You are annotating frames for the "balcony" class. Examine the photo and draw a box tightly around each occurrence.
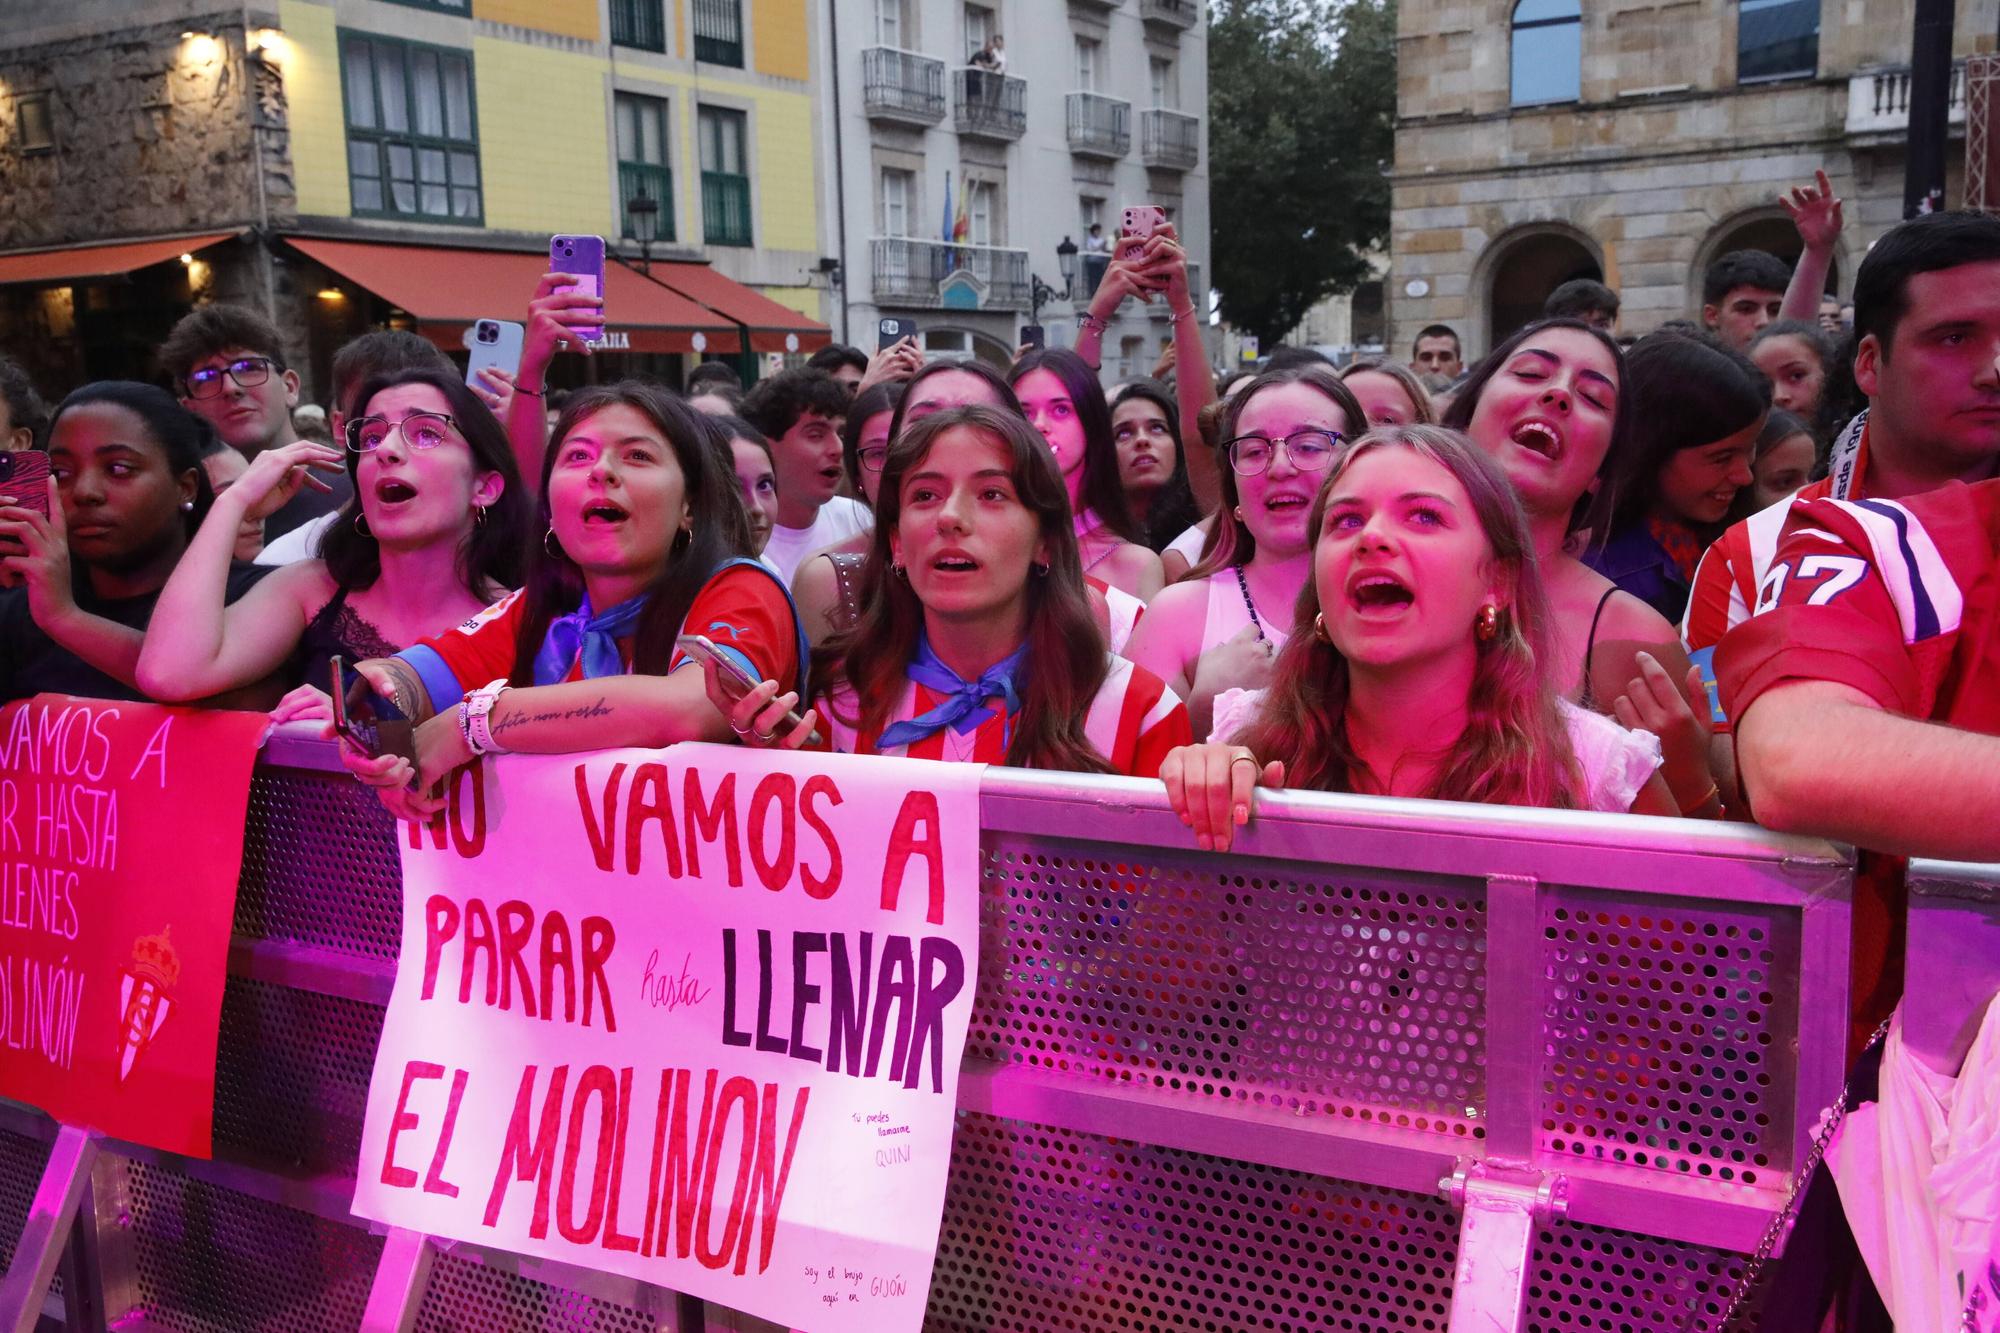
[701,171,752,246]
[1140,108,1199,170]
[1847,61,1965,140]
[1139,0,1199,29]
[870,237,1032,310]
[1066,92,1131,158]
[863,47,946,126]
[953,68,1027,140]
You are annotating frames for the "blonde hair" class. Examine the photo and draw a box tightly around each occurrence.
[1338,359,1437,425]
[1231,424,1586,809]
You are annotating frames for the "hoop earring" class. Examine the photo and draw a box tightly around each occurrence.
[1031,561,1050,578]
[1475,604,1500,641]
[543,526,563,559]
[672,525,692,554]
[1312,612,1330,643]
[473,504,487,528]
[891,562,908,580]
[353,512,372,537]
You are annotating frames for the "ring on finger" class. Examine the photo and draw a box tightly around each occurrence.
[752,727,779,744]
[729,719,753,737]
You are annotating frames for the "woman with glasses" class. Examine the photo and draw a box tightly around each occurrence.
[137,368,532,716]
[1125,366,1366,738]
[715,406,1189,775]
[1162,426,1674,853]
[337,382,804,822]
[791,381,904,645]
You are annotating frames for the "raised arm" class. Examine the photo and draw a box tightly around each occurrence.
[1145,225,1221,512]
[137,442,344,700]
[506,273,604,494]
[0,480,146,688]
[1779,169,1842,325]
[1736,680,2000,860]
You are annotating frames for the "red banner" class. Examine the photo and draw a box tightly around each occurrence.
[0,696,265,1157]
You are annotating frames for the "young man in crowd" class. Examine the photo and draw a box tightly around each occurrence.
[1408,324,1462,380]
[0,356,46,453]
[1685,211,2000,653]
[805,344,869,394]
[254,330,453,565]
[158,305,350,541]
[740,367,870,582]
[1542,278,1619,331]
[1701,249,1792,349]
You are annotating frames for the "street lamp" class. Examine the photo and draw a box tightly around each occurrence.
[1030,273,1058,328]
[626,186,660,274]
[1056,236,1079,299]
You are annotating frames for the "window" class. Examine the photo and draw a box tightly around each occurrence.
[609,0,667,51]
[694,0,744,67]
[1079,196,1104,233]
[1074,36,1100,92]
[340,33,482,222]
[615,92,675,242]
[1738,0,1819,82]
[881,168,913,236]
[967,180,995,246]
[1509,0,1580,106]
[15,92,53,153]
[875,0,903,47]
[1149,56,1178,109]
[964,4,995,62]
[698,106,752,246]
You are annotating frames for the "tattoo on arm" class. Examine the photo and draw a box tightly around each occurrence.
[367,657,433,725]
[491,694,614,736]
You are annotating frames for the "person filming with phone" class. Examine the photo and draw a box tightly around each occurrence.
[335,383,805,822]
[0,383,277,704]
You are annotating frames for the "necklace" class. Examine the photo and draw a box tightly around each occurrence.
[1234,565,1267,642]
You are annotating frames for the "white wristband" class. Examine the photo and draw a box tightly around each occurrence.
[461,679,511,756]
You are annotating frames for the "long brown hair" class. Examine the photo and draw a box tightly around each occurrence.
[818,405,1116,774]
[1186,364,1367,582]
[1230,425,1587,809]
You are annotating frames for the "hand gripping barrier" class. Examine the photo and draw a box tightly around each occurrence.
[0,733,1857,1333]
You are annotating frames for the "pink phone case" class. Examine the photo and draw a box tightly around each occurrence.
[0,451,52,519]
[1117,205,1168,271]
[550,235,606,343]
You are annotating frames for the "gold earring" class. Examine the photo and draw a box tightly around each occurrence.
[1312,612,1330,642]
[1475,604,1500,641]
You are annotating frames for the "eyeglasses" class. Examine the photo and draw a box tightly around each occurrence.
[346,412,461,453]
[183,356,279,399]
[1224,429,1343,476]
[857,445,889,473]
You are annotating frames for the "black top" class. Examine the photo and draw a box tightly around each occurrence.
[297,583,403,692]
[0,561,274,704]
[264,466,353,541]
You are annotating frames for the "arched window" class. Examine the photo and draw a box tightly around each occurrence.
[1738,0,1819,83]
[1510,0,1581,107]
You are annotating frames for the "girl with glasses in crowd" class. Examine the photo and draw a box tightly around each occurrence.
[716,405,1189,775]
[1010,348,1165,600]
[0,383,277,704]
[1125,366,1366,739]
[791,381,904,645]
[1441,318,1722,818]
[1163,425,1674,851]
[137,368,531,718]
[338,382,804,821]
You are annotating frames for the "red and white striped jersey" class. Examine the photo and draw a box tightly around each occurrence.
[820,653,1189,777]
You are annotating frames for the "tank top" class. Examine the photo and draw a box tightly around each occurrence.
[1199,567,1292,657]
[298,585,402,689]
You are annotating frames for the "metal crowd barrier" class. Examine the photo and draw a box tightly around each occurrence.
[0,729,1864,1333]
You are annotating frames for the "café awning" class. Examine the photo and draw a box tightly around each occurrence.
[284,236,745,355]
[0,232,240,286]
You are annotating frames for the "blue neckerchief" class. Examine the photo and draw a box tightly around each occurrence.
[876,632,1027,751]
[532,593,647,685]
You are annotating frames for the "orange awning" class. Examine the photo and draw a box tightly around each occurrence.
[285,236,742,355]
[645,260,832,354]
[0,232,239,285]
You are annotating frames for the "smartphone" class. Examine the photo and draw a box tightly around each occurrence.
[1117,204,1168,266]
[878,316,918,353]
[550,235,607,344]
[677,634,822,747]
[329,656,418,765]
[464,319,525,387]
[0,450,52,519]
[1019,324,1046,350]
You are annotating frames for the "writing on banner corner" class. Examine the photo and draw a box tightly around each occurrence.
[352,743,986,1333]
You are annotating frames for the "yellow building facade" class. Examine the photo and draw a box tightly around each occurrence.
[273,0,825,321]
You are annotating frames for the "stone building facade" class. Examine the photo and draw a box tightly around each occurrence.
[1389,0,2000,362]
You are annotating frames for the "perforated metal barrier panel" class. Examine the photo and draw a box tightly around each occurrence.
[0,744,1859,1333]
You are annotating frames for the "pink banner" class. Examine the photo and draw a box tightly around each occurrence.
[351,744,983,1333]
